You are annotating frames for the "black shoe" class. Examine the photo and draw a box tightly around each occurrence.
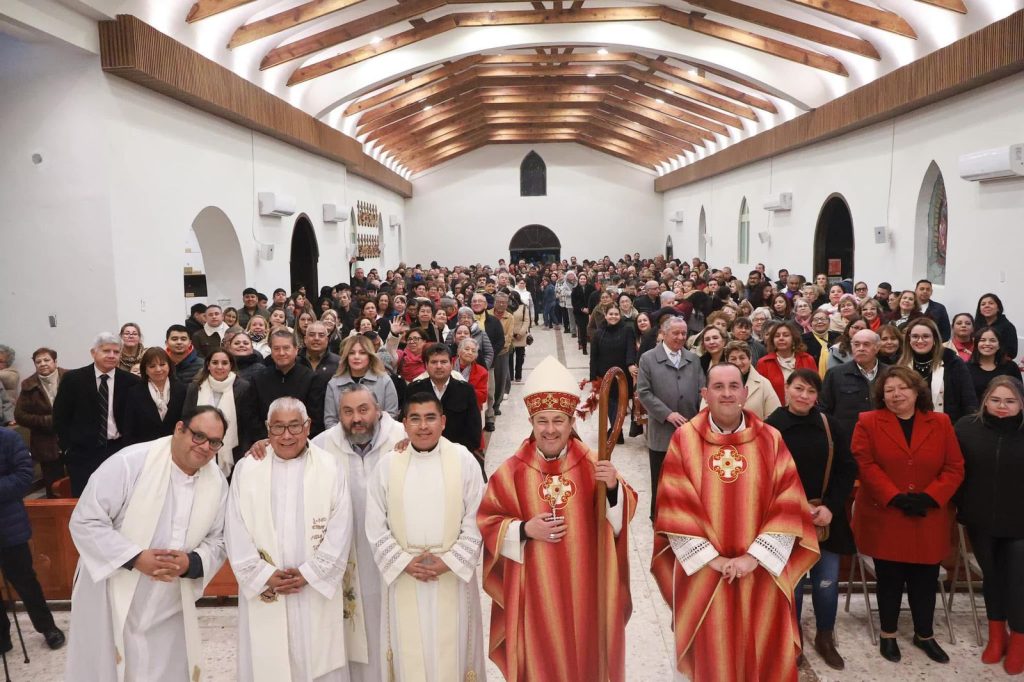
[0,638,11,655]
[485,423,495,432]
[879,637,901,662]
[629,423,643,438]
[494,409,501,416]
[44,627,65,650]
[581,348,587,355]
[912,635,949,663]
[616,433,624,445]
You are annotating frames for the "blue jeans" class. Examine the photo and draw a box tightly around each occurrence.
[795,549,840,630]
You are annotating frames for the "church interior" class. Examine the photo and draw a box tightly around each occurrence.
[1,0,1024,679]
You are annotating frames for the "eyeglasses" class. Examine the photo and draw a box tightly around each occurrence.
[185,426,224,450]
[987,397,1020,408]
[268,420,310,436]
[909,334,933,342]
[855,286,868,292]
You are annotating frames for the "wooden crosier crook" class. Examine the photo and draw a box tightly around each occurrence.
[595,366,629,682]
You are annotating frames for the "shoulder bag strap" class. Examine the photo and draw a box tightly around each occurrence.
[819,412,835,500]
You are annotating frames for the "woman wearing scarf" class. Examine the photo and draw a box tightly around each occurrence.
[117,322,146,375]
[944,313,976,362]
[14,347,67,496]
[121,347,186,446]
[184,349,257,478]
[245,315,271,358]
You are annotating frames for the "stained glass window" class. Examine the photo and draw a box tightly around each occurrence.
[927,172,948,284]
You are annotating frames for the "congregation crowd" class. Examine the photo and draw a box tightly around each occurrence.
[0,251,1022,681]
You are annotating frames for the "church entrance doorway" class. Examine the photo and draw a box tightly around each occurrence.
[813,194,854,284]
[509,224,560,264]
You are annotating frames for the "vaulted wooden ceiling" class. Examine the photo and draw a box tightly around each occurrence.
[180,0,983,175]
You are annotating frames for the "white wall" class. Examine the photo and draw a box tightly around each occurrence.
[663,71,1024,345]
[0,35,406,376]
[405,143,663,266]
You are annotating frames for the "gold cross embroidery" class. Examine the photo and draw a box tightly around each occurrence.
[708,446,747,482]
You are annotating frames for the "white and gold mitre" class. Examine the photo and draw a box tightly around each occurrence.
[523,355,580,417]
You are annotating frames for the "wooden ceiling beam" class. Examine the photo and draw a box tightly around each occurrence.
[589,110,699,150]
[624,81,740,130]
[781,0,916,38]
[407,141,486,172]
[621,64,757,119]
[229,0,371,47]
[575,133,660,167]
[631,54,777,113]
[478,52,636,64]
[672,58,781,98]
[186,0,255,22]
[371,105,487,148]
[355,71,477,125]
[359,97,477,138]
[914,0,967,13]
[582,119,688,156]
[344,56,484,115]
[600,96,715,145]
[283,6,852,83]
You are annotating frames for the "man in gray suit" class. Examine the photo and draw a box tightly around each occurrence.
[636,316,706,519]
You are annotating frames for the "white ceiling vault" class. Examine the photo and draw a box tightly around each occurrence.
[109,0,1023,176]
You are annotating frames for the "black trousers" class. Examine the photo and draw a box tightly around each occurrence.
[648,449,667,520]
[967,528,1024,632]
[67,439,123,497]
[0,543,56,641]
[512,347,526,380]
[40,461,66,498]
[873,558,940,637]
[573,313,589,349]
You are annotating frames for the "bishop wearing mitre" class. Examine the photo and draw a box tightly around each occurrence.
[478,355,637,681]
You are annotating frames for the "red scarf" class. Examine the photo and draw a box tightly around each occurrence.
[165,343,194,365]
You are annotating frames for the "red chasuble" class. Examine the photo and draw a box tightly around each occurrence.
[478,437,637,682]
[651,410,819,682]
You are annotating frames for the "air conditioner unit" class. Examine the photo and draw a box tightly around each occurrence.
[323,203,349,223]
[959,144,1024,182]
[258,192,296,217]
[763,192,792,212]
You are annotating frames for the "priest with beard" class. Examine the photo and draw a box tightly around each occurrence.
[312,383,406,681]
[66,406,229,682]
[478,355,638,681]
[651,362,820,681]
[365,392,486,681]
[226,397,354,682]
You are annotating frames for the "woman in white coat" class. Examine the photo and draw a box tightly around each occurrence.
[701,340,782,418]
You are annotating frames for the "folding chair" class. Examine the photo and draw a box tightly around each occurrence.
[844,553,955,645]
[946,524,984,645]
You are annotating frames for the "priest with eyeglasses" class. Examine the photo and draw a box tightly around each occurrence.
[226,397,355,682]
[66,406,230,682]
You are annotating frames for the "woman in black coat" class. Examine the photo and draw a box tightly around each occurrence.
[976,293,1019,361]
[571,273,596,354]
[955,376,1024,673]
[184,349,259,477]
[122,347,186,446]
[967,326,1023,402]
[901,317,978,423]
[765,368,856,671]
[227,332,267,382]
[588,306,637,442]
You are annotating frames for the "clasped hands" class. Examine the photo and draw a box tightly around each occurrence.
[888,492,939,517]
[403,553,452,582]
[265,568,308,597]
[133,549,190,582]
[708,554,758,584]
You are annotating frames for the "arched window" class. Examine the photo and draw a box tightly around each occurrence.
[914,161,948,284]
[520,151,546,196]
[737,198,750,263]
[698,206,707,260]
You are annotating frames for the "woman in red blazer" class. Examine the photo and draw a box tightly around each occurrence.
[755,321,817,404]
[851,365,965,665]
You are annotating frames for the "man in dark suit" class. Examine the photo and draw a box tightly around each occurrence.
[471,293,505,432]
[53,332,141,496]
[251,329,326,439]
[916,279,951,341]
[407,343,484,478]
[820,329,889,448]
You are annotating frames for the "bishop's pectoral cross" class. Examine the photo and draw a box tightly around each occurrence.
[539,474,576,521]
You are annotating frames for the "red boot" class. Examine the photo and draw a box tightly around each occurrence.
[1005,631,1024,675]
[983,621,1009,664]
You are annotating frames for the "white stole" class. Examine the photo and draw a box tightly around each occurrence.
[387,439,463,682]
[318,429,371,666]
[237,445,346,682]
[108,436,223,682]
[196,374,238,477]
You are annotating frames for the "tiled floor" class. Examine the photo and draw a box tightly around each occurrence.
[4,327,1009,680]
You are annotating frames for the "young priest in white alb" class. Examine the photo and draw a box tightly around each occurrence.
[365,392,486,682]
[226,397,354,682]
[67,406,229,682]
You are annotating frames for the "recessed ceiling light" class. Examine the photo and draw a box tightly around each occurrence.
[370,35,382,44]
[597,48,608,55]
[424,104,433,110]
[587,73,596,78]
[655,98,664,104]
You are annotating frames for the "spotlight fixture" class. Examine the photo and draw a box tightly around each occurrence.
[655,98,664,104]
[597,47,608,55]
[370,35,382,44]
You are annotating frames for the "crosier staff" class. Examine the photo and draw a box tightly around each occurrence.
[595,366,628,682]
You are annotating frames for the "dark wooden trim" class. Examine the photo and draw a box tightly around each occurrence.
[99,15,412,197]
[655,10,1024,192]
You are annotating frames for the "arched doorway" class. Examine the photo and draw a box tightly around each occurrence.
[698,207,707,261]
[813,194,855,283]
[290,215,319,296]
[665,235,674,260]
[509,224,560,264]
[187,206,246,312]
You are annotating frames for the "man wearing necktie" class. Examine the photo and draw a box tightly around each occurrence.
[53,333,140,496]
[636,317,706,519]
